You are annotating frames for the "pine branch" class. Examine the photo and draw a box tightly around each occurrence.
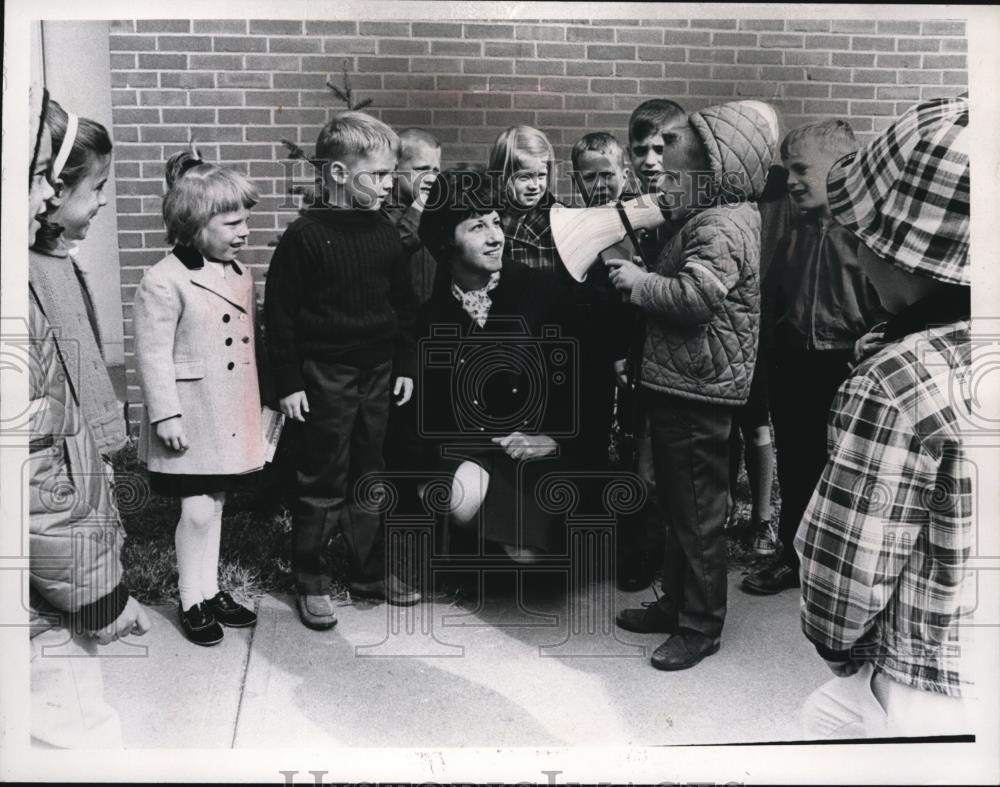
[281,139,309,160]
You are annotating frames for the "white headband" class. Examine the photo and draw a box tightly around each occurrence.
[51,112,79,180]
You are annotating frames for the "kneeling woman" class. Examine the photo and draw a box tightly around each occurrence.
[412,170,583,561]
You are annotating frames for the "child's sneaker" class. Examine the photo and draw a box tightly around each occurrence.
[752,516,779,557]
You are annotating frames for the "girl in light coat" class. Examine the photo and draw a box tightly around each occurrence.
[134,149,263,646]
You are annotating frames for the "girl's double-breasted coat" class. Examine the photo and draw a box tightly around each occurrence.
[134,245,265,476]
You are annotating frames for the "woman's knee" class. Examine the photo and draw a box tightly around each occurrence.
[450,462,489,525]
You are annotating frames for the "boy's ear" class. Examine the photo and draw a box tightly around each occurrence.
[327,160,349,184]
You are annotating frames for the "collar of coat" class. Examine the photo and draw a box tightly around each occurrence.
[173,243,244,275]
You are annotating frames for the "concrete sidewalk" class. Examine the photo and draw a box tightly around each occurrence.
[103,571,828,748]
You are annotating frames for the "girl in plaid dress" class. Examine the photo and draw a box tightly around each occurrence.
[488,125,564,271]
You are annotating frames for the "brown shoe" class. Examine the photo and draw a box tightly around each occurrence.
[348,574,421,606]
[296,592,338,630]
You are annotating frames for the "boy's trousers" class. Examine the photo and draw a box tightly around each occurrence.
[769,349,853,571]
[289,358,392,593]
[644,389,734,639]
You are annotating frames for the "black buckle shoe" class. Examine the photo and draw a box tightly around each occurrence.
[205,591,257,628]
[740,560,800,595]
[179,601,224,646]
[651,629,720,671]
[615,600,678,634]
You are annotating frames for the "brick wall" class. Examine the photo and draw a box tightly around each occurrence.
[107,17,967,425]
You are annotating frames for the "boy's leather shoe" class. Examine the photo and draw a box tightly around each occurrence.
[348,574,421,606]
[179,601,224,647]
[615,600,678,634]
[296,592,338,630]
[650,629,720,671]
[205,591,257,628]
[740,560,800,595]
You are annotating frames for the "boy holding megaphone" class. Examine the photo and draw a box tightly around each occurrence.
[599,101,779,671]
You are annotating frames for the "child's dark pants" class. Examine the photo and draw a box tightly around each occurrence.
[644,389,734,639]
[290,358,393,594]
[769,348,853,571]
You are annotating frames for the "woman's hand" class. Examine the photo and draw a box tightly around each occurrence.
[605,256,646,296]
[492,432,558,461]
[155,415,188,452]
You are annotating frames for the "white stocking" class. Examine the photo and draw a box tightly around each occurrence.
[175,494,219,610]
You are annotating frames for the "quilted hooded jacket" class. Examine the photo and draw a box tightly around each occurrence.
[629,100,778,405]
[27,285,128,637]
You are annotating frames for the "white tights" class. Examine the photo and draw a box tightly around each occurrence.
[175,492,225,610]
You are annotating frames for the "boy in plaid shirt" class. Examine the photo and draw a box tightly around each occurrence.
[796,96,973,738]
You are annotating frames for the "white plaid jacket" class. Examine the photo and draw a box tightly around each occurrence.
[795,307,974,697]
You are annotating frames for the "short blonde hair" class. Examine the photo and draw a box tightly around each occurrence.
[162,157,259,246]
[781,119,857,160]
[571,132,627,171]
[488,125,555,190]
[315,111,400,163]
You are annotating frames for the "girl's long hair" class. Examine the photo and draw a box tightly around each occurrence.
[487,125,555,200]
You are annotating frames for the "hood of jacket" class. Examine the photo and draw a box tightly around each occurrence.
[688,100,779,205]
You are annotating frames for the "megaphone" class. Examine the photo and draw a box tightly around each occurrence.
[551,197,666,282]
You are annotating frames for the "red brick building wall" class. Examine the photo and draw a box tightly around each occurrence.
[106,17,967,426]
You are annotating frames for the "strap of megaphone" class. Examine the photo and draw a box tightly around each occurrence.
[614,201,652,270]
[614,201,648,397]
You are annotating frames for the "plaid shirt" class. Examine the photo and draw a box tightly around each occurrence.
[501,192,563,271]
[795,297,973,697]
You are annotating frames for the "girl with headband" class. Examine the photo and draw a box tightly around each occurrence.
[31,100,126,456]
[27,88,150,749]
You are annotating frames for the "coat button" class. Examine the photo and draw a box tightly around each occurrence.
[242,336,250,344]
[225,338,233,346]
[239,314,247,322]
[227,362,235,370]
[222,314,231,323]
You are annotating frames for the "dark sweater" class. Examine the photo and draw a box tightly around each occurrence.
[264,206,418,397]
